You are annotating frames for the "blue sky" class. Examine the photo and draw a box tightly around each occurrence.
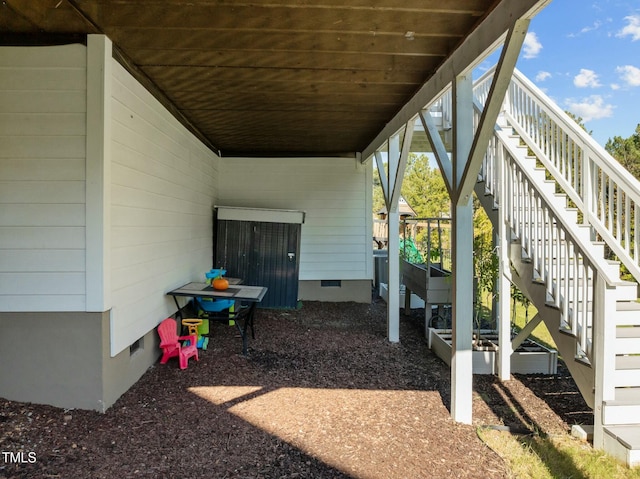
[481,0,640,147]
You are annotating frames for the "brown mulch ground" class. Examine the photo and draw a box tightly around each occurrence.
[0,297,592,479]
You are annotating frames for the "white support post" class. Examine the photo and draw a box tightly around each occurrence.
[86,34,112,312]
[497,232,513,380]
[451,199,474,423]
[384,122,414,343]
[385,132,402,343]
[387,209,401,343]
[592,275,617,449]
[497,144,512,381]
[450,74,474,424]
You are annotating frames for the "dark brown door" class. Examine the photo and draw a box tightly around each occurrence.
[215,219,301,308]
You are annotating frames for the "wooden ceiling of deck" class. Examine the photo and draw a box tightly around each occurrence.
[2,0,499,157]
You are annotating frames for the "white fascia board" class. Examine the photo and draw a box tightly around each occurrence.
[216,206,305,224]
[360,0,551,163]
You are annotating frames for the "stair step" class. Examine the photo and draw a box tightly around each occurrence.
[603,402,640,426]
[573,224,595,241]
[563,207,579,223]
[614,357,640,387]
[535,180,557,196]
[617,327,640,339]
[614,281,639,301]
[605,425,640,449]
[603,425,640,467]
[616,327,640,354]
[617,355,640,370]
[614,387,640,404]
[548,239,605,258]
[616,301,640,326]
[551,190,567,204]
[604,259,623,278]
[603,388,640,424]
[550,280,635,303]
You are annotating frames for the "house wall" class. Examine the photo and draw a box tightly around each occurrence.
[0,39,373,412]
[0,43,98,409]
[109,57,220,356]
[218,157,372,302]
[0,312,104,410]
[0,44,88,311]
[0,39,220,410]
[0,309,160,412]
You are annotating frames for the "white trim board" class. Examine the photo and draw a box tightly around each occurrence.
[216,206,306,224]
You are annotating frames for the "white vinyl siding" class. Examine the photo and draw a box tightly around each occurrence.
[109,60,219,355]
[1,42,370,354]
[219,158,372,281]
[0,45,87,311]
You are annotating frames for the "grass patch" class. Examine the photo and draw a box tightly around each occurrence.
[475,293,555,350]
[478,427,640,478]
[479,295,640,477]
[510,302,557,351]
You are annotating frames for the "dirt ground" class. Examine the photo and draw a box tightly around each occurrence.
[0,297,592,479]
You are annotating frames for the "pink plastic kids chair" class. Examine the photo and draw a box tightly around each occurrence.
[157,318,199,369]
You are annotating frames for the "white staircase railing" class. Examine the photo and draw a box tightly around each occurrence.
[467,66,640,365]
[503,69,640,283]
[471,66,640,449]
[489,125,619,362]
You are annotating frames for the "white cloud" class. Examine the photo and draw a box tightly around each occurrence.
[616,65,640,87]
[522,32,542,59]
[611,83,621,90]
[568,18,612,38]
[565,95,614,122]
[574,69,601,88]
[581,20,603,34]
[617,15,640,41]
[535,71,552,82]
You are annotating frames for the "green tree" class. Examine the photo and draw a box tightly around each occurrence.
[565,111,592,135]
[605,124,640,180]
[604,124,640,281]
[401,153,449,218]
[372,163,386,214]
[473,199,496,297]
[372,153,449,218]
[372,152,501,316]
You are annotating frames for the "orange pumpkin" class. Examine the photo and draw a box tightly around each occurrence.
[212,277,229,290]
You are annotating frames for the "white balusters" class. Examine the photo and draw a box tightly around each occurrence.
[502,68,640,282]
[447,67,623,367]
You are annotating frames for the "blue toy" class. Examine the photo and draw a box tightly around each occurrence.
[205,268,226,282]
